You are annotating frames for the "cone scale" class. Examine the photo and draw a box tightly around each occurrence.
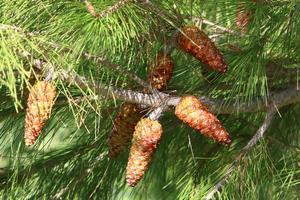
[177,25,227,73]
[108,103,144,158]
[126,118,163,187]
[175,96,231,145]
[24,81,57,146]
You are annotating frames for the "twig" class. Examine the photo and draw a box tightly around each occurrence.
[192,17,235,34]
[204,107,276,200]
[52,151,108,200]
[83,0,132,18]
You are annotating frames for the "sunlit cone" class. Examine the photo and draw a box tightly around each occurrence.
[175,96,231,145]
[177,25,227,73]
[108,103,144,158]
[24,81,57,146]
[148,53,174,90]
[126,118,163,187]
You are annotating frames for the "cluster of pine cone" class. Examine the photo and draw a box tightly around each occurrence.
[108,25,231,187]
[23,23,232,187]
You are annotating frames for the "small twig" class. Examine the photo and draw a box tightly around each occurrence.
[204,107,276,200]
[52,151,108,200]
[192,17,235,34]
[83,0,132,18]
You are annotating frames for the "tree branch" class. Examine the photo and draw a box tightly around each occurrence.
[0,23,157,93]
[14,48,300,116]
[2,23,300,115]
[204,107,276,200]
[167,84,300,114]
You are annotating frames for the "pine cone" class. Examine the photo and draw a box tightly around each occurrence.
[175,96,231,145]
[148,53,174,90]
[126,118,163,187]
[24,81,57,146]
[177,25,227,73]
[236,4,252,34]
[108,103,144,158]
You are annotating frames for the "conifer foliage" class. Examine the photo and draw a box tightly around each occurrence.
[0,0,299,199]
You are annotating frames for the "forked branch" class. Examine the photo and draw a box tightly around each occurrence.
[204,107,276,200]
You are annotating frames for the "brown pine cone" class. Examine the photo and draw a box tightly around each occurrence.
[236,4,252,34]
[108,103,144,158]
[148,53,174,90]
[24,81,57,146]
[126,118,163,187]
[175,96,231,145]
[177,25,227,73]
[178,26,227,73]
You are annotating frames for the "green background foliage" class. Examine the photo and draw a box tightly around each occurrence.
[0,0,299,199]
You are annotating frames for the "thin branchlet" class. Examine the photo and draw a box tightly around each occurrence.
[83,0,132,19]
[204,107,276,200]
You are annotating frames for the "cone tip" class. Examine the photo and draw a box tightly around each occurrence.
[222,137,232,146]
[126,178,138,187]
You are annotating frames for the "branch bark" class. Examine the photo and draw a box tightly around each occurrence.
[13,48,300,116]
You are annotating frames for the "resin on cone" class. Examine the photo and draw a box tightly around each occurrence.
[177,25,227,73]
[126,118,162,187]
[175,96,231,145]
[148,53,174,90]
[108,103,144,158]
[24,81,57,146]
